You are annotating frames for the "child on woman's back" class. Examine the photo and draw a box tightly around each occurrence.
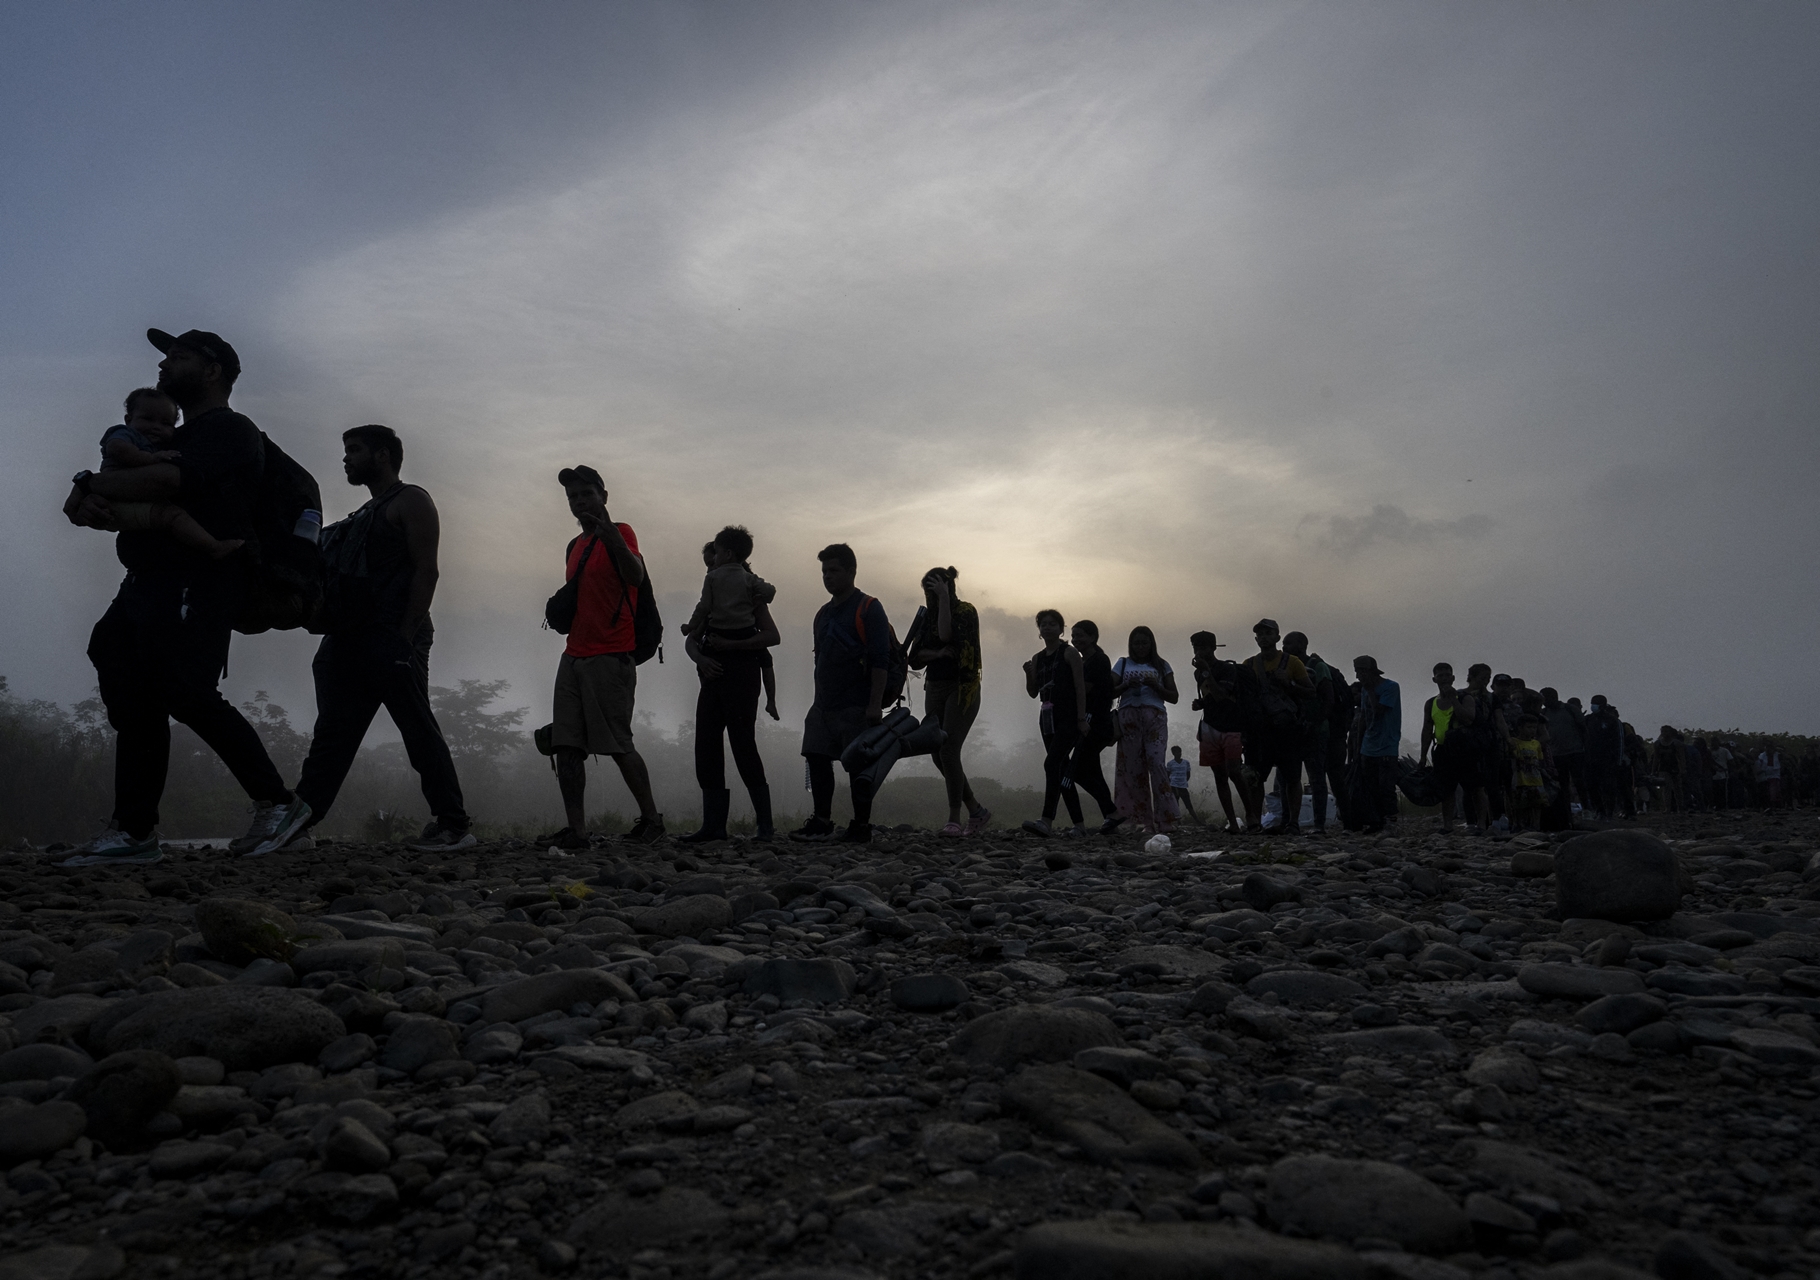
[81,387,243,559]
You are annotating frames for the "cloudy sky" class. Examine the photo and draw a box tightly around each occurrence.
[5,1,1817,770]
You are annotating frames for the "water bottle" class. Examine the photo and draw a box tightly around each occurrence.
[292,509,322,544]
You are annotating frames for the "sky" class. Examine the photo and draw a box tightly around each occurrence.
[5,0,1819,780]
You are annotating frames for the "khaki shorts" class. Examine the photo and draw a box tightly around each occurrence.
[553,652,637,756]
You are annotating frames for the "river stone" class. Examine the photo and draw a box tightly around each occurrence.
[1014,1219,1368,1280]
[1111,945,1225,981]
[889,974,970,1013]
[195,898,300,965]
[1461,1140,1605,1212]
[376,1015,459,1074]
[1267,1154,1472,1255]
[565,1187,729,1258]
[632,894,732,939]
[1318,1027,1457,1058]
[1517,965,1645,1000]
[0,1100,86,1167]
[299,1171,399,1223]
[1575,994,1667,1036]
[742,958,857,1005]
[116,930,176,978]
[921,1121,1001,1171]
[480,969,639,1024]
[490,1092,551,1145]
[1555,831,1683,922]
[1727,1028,1820,1065]
[86,985,347,1072]
[51,947,122,992]
[1242,873,1302,911]
[1465,1049,1540,1094]
[10,995,110,1045]
[148,1139,235,1179]
[0,1243,127,1280]
[0,1044,94,1082]
[1001,1063,1198,1167]
[1510,850,1556,878]
[950,1004,1123,1069]
[323,1117,391,1172]
[62,1051,181,1145]
[1247,970,1367,1007]
[614,1090,699,1130]
[290,939,408,978]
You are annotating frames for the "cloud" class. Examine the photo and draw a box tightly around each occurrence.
[1309,505,1493,556]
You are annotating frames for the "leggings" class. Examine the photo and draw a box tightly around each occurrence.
[1042,727,1084,824]
[1069,735,1117,819]
[923,678,980,811]
[694,659,766,793]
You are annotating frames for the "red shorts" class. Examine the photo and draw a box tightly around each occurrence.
[1200,730,1243,769]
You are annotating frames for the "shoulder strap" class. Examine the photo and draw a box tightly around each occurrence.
[854,595,875,645]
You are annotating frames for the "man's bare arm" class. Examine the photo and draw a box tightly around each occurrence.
[586,514,645,587]
[392,487,441,639]
[85,464,182,502]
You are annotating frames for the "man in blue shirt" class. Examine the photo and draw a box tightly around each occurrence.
[1350,655,1401,833]
[796,543,891,843]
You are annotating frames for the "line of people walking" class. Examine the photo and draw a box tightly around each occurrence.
[58,328,1758,867]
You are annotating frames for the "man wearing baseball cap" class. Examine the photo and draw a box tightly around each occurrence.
[57,329,307,866]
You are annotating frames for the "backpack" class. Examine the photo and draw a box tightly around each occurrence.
[235,432,324,636]
[546,536,664,664]
[853,595,908,707]
[310,484,410,636]
[1196,658,1247,734]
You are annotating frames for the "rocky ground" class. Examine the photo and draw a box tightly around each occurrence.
[1,809,1817,1280]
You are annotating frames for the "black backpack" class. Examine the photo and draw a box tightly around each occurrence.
[235,433,324,636]
[309,485,408,636]
[854,595,908,706]
[1246,653,1304,735]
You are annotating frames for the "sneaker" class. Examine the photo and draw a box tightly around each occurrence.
[57,827,163,867]
[624,815,667,845]
[1098,815,1125,835]
[246,799,314,857]
[790,816,836,842]
[963,806,992,837]
[1021,818,1053,838]
[838,820,872,844]
[538,826,593,851]
[1066,824,1087,838]
[228,802,285,854]
[409,821,479,852]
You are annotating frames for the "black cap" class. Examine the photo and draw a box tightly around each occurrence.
[558,464,605,490]
[1254,618,1279,634]
[148,328,241,379]
[1353,654,1384,674]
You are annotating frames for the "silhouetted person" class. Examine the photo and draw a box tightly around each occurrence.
[279,426,472,855]
[542,465,662,849]
[795,543,891,844]
[59,329,303,866]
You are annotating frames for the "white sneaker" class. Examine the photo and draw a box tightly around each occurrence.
[229,802,284,854]
[57,827,164,867]
[246,799,314,857]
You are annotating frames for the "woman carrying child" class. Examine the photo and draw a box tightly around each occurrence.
[681,526,780,842]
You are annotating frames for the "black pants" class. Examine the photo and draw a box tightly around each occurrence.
[695,658,766,793]
[1255,731,1303,829]
[1041,727,1083,824]
[1353,754,1396,830]
[1322,729,1349,826]
[89,571,289,838]
[1069,729,1117,819]
[294,626,468,828]
[1585,757,1620,816]
[1554,752,1589,811]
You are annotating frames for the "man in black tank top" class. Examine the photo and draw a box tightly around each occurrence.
[256,425,473,854]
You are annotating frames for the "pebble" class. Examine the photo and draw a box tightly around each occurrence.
[0,810,1812,1280]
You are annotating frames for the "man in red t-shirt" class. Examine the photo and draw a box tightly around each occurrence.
[543,465,663,848]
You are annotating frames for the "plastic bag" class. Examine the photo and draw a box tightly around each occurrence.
[1260,794,1283,830]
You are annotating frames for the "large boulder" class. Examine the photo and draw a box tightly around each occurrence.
[196,898,302,965]
[0,1101,87,1167]
[1266,1154,1472,1254]
[949,1004,1123,1070]
[741,958,857,1005]
[631,895,732,939]
[86,986,347,1072]
[1555,831,1683,922]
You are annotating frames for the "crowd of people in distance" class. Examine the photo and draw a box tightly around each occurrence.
[52,327,1814,868]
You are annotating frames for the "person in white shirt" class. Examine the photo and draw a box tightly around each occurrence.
[1166,745,1200,824]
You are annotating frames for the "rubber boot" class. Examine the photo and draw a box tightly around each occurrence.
[680,789,730,843]
[750,783,775,843]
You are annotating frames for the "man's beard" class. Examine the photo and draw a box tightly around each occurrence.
[155,369,200,406]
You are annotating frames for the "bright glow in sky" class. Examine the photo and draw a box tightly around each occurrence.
[5,1,1818,760]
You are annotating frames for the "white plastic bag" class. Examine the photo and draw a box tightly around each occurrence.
[1260,794,1283,830]
[1144,833,1173,855]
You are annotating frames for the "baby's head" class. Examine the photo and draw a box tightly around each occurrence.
[700,541,717,569]
[713,524,754,567]
[123,387,178,444]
